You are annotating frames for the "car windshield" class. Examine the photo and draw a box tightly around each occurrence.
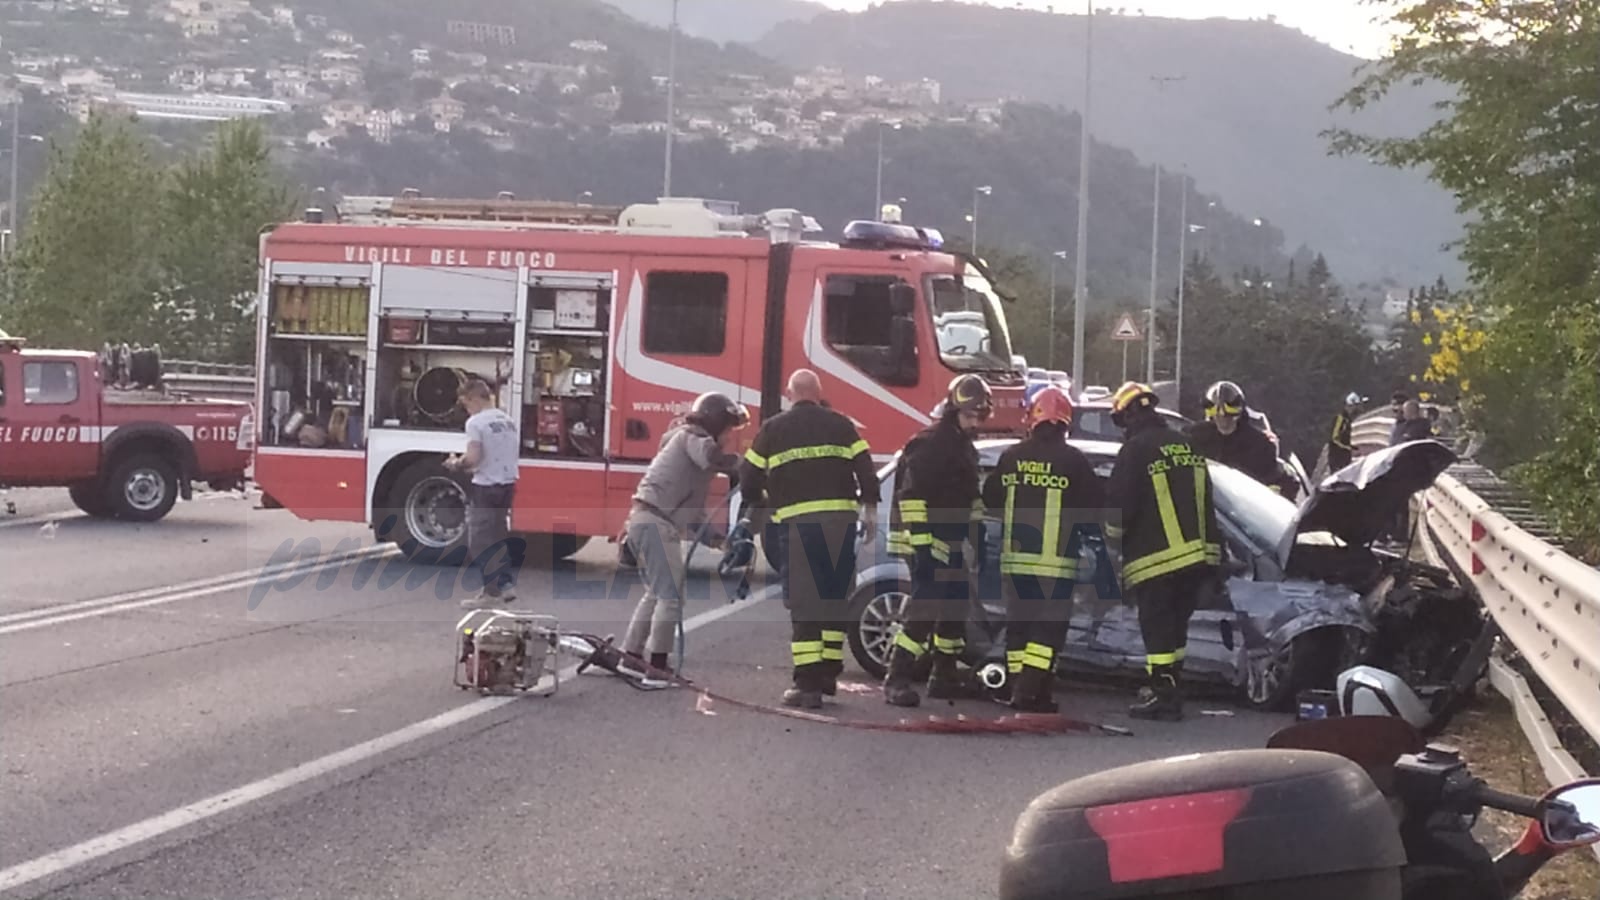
[926,265,1014,372]
[1209,462,1298,554]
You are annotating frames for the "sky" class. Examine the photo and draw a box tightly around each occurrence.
[813,0,1401,59]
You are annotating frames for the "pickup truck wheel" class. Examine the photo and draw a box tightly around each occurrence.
[69,481,112,518]
[378,460,469,565]
[105,455,178,522]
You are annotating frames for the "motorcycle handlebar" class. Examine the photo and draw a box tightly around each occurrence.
[1472,783,1543,819]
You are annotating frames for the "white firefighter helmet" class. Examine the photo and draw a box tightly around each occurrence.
[1336,665,1434,731]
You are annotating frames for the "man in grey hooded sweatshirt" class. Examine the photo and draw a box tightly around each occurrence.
[622,392,748,678]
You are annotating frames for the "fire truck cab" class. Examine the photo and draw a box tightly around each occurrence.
[253,194,1024,562]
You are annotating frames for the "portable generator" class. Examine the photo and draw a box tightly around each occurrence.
[453,610,563,696]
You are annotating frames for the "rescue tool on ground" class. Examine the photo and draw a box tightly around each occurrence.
[253,192,1027,566]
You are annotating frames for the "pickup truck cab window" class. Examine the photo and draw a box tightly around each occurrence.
[24,361,79,405]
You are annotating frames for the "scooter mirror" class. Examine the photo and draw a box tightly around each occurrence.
[1541,780,1600,849]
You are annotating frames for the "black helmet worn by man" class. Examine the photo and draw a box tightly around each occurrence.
[687,392,750,438]
[1187,380,1280,487]
[882,374,991,707]
[1105,382,1221,720]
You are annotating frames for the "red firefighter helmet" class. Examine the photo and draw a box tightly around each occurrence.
[1025,385,1075,433]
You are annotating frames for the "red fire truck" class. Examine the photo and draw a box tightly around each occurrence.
[253,194,1025,561]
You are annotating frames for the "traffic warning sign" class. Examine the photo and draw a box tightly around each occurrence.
[1111,313,1143,341]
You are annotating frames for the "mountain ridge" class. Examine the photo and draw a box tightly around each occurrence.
[753,2,1462,288]
[600,0,825,45]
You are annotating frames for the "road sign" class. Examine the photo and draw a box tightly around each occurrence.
[1111,313,1143,342]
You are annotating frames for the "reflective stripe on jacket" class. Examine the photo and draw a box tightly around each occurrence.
[1106,421,1220,588]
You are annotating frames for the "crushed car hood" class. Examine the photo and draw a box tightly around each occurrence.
[1276,440,1459,565]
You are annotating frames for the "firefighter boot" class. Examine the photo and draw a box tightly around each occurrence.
[820,660,842,697]
[783,671,824,710]
[926,651,972,700]
[1129,667,1183,721]
[1010,668,1060,714]
[882,647,922,708]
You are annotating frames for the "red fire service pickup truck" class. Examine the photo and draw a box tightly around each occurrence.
[252,194,1026,561]
[0,333,254,521]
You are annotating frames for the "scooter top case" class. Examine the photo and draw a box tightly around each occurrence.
[999,749,1404,900]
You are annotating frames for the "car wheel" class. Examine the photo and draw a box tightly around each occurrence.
[104,455,179,522]
[1243,642,1299,711]
[847,579,912,680]
[69,481,112,517]
[378,460,469,565]
[1242,629,1342,712]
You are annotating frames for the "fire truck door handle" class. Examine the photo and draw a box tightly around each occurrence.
[625,419,649,441]
[59,414,81,425]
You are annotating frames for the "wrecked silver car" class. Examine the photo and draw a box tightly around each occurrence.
[845,438,1476,710]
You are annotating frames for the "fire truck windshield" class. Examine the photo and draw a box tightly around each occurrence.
[926,266,1015,373]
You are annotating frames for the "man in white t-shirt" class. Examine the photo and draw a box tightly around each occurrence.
[445,379,522,608]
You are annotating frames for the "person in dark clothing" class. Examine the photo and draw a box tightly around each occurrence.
[739,370,879,709]
[981,385,1104,712]
[882,374,992,708]
[1396,400,1434,443]
[1326,391,1366,473]
[1186,380,1280,487]
[1105,382,1220,721]
[1388,391,1410,446]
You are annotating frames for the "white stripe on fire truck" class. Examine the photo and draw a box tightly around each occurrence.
[617,271,762,408]
[802,281,934,427]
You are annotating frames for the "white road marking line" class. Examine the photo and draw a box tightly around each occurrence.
[0,545,394,626]
[0,547,397,635]
[0,596,764,895]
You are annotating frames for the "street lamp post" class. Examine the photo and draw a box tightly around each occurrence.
[1252,217,1266,284]
[7,99,19,258]
[1070,1,1093,395]
[662,0,679,198]
[969,184,992,249]
[874,120,901,219]
[1145,164,1160,383]
[1049,249,1068,370]
[1175,171,1189,399]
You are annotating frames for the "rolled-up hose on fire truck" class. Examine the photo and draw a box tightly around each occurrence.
[414,366,469,423]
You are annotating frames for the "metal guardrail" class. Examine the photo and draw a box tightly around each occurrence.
[160,360,256,402]
[1352,411,1599,782]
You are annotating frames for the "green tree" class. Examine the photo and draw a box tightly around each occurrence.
[156,119,297,362]
[1,114,166,348]
[1328,0,1600,553]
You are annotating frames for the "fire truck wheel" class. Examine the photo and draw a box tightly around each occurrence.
[105,454,179,522]
[68,481,113,518]
[381,460,469,563]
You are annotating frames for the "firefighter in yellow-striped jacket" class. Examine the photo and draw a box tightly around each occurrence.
[882,374,992,708]
[739,370,880,709]
[1104,382,1221,721]
[981,385,1104,713]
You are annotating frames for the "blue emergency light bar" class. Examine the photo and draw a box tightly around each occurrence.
[840,220,946,251]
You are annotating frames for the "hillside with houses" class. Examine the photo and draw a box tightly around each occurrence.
[0,0,983,158]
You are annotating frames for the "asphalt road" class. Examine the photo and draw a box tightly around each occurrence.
[0,489,1291,899]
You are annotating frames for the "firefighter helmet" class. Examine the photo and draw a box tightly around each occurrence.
[1203,381,1247,419]
[688,392,750,437]
[1025,385,1074,433]
[945,374,994,420]
[1109,382,1159,427]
